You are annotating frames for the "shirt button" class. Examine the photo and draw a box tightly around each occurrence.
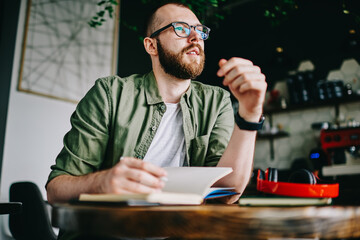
[151,126,156,131]
[160,104,166,112]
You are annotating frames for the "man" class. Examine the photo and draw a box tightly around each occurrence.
[46,2,266,208]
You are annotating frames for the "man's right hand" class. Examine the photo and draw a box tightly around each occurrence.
[46,157,167,204]
[100,157,167,194]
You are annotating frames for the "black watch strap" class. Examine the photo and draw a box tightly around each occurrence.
[235,112,265,131]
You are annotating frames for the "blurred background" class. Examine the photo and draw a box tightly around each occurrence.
[0,0,360,238]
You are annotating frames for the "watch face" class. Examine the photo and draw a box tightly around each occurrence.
[18,0,119,103]
[260,114,266,122]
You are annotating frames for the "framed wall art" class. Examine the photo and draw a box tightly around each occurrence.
[18,0,119,103]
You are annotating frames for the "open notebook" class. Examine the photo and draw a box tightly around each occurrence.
[79,167,239,205]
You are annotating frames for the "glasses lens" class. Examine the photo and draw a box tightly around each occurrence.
[173,22,210,40]
[195,25,209,40]
[173,22,191,37]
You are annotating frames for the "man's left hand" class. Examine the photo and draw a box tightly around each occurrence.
[217,57,267,122]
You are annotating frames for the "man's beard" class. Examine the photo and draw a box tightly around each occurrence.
[157,39,205,80]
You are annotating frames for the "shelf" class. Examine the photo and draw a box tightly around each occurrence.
[258,94,360,161]
[257,131,289,140]
[257,131,289,160]
[263,95,360,114]
[322,164,360,176]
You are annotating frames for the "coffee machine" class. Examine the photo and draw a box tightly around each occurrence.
[319,126,360,176]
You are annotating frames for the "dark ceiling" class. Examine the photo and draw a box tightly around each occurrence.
[118,0,360,90]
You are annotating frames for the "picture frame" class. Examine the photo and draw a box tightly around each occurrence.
[18,0,119,103]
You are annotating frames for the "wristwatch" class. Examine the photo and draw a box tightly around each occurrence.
[235,112,265,131]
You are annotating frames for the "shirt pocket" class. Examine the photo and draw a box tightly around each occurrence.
[189,134,210,166]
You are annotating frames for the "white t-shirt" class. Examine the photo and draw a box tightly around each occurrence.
[143,103,185,167]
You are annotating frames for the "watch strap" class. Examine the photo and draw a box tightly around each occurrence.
[235,112,265,131]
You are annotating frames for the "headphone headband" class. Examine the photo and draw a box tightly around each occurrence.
[257,169,339,198]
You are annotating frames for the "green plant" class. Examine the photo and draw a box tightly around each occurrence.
[88,0,228,29]
[88,0,118,28]
[342,0,360,28]
[263,0,297,27]
[88,0,230,43]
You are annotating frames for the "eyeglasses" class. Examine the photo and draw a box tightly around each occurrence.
[150,21,211,40]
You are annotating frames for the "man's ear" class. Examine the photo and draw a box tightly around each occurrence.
[143,37,158,56]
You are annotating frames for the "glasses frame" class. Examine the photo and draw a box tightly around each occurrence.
[149,21,210,40]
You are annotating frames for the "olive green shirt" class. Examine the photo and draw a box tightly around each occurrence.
[47,71,234,185]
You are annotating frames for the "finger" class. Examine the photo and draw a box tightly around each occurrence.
[120,157,167,177]
[238,78,267,94]
[222,65,261,86]
[228,76,244,91]
[227,72,266,94]
[218,59,227,68]
[217,57,253,77]
[102,171,140,194]
[122,178,162,194]
[111,188,134,195]
[125,168,165,189]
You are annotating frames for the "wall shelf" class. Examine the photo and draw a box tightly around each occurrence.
[260,95,360,161]
[257,131,289,140]
[263,95,360,115]
[257,130,290,160]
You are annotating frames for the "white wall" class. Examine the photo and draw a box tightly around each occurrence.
[0,1,76,238]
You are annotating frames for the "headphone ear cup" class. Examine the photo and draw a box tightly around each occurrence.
[288,169,317,184]
[268,168,278,182]
[258,169,265,180]
[309,170,317,184]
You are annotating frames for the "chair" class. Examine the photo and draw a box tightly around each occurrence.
[9,181,57,240]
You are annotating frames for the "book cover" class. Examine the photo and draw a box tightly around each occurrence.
[238,196,332,207]
[79,167,238,205]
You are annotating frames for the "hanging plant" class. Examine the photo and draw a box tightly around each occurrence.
[263,0,298,27]
[88,0,118,28]
[88,0,228,29]
[342,0,360,28]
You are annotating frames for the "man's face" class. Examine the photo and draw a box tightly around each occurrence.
[151,4,206,80]
[157,38,205,80]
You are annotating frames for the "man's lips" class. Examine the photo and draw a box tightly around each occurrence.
[186,47,200,55]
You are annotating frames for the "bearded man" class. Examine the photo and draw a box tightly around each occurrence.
[46,1,267,218]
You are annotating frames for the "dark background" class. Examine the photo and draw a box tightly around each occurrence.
[118,0,360,90]
[0,0,21,178]
[0,0,359,177]
[0,0,358,202]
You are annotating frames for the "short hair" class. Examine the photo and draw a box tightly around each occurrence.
[144,1,192,37]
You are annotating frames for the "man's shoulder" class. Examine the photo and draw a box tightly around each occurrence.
[190,80,230,98]
[96,73,147,88]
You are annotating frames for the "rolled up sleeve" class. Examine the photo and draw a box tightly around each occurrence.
[47,78,112,185]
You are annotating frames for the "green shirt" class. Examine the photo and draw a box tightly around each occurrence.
[47,71,234,185]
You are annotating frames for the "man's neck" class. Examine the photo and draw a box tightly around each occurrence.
[153,68,191,103]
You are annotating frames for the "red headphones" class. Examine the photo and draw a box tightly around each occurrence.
[257,168,339,198]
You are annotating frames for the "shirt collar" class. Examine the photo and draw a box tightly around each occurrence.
[182,83,192,108]
[144,71,192,107]
[144,71,163,105]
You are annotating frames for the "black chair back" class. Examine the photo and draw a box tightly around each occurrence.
[9,181,57,240]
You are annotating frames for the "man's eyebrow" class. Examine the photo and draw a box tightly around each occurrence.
[179,21,204,26]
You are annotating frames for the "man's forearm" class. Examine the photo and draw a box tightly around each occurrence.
[215,125,256,194]
[216,57,266,198]
[46,171,105,204]
[46,157,167,204]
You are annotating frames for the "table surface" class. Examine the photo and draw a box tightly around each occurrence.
[52,203,360,239]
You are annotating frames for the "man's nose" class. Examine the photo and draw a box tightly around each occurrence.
[187,27,201,42]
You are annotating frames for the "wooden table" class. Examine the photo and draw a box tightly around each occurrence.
[52,203,360,239]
